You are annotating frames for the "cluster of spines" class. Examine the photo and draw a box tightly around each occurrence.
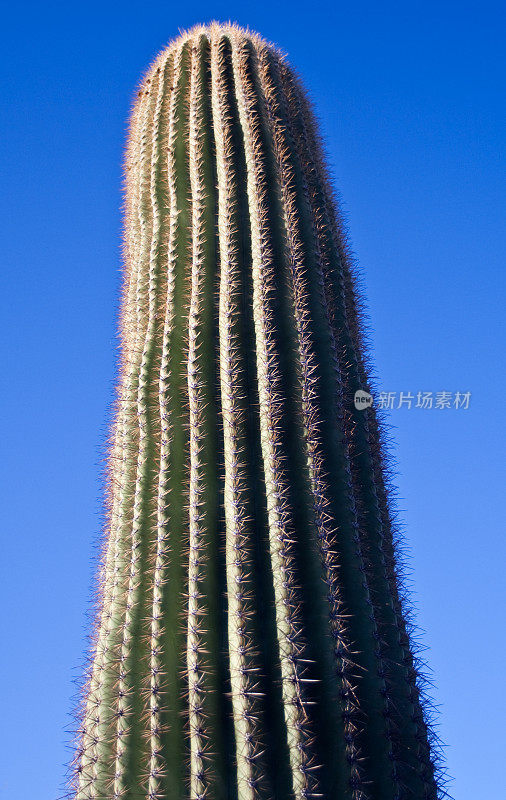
[68,22,444,800]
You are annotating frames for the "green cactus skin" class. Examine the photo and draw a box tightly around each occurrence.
[71,22,442,800]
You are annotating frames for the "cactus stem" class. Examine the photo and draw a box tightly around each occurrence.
[71,23,442,800]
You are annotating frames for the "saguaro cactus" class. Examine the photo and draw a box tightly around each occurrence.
[71,22,442,800]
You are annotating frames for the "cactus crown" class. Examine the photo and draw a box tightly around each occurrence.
[70,21,443,800]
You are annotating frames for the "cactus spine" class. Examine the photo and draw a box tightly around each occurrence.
[72,22,442,800]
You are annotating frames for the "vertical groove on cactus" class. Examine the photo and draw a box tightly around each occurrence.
[149,44,183,800]
[70,22,443,800]
[211,35,261,800]
[187,36,221,799]
[159,41,193,800]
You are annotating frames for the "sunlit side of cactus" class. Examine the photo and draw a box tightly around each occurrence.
[71,22,442,800]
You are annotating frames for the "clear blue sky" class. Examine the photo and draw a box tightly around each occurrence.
[1,1,504,798]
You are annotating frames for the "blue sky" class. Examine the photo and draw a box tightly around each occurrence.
[0,1,504,797]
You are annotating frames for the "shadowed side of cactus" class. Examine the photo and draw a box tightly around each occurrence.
[70,22,442,800]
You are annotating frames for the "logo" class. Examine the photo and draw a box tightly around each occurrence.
[354,389,373,410]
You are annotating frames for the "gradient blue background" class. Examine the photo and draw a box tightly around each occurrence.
[1,1,504,797]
